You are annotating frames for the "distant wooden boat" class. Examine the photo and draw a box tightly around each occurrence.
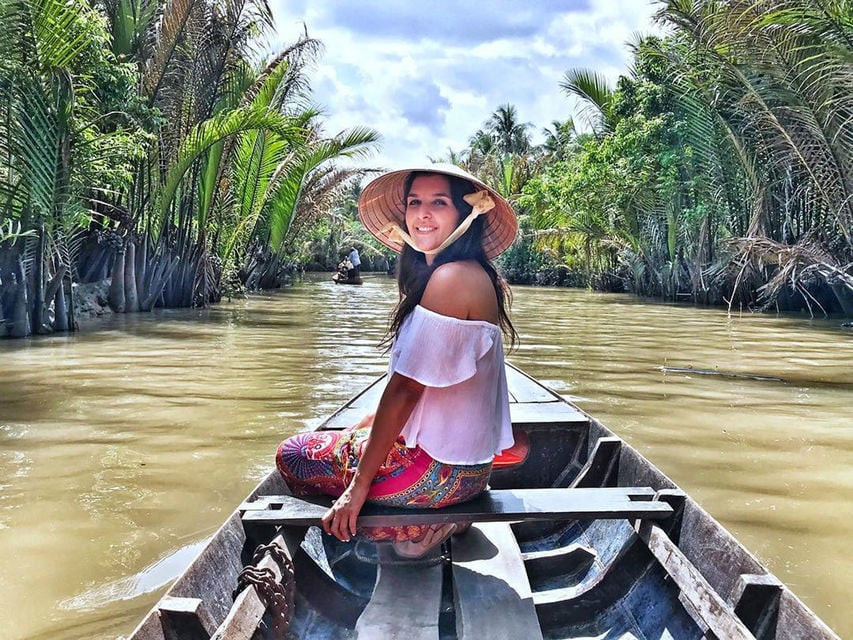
[129,364,839,640]
[332,271,363,285]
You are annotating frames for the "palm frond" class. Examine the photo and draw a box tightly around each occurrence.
[159,106,308,219]
[559,68,616,134]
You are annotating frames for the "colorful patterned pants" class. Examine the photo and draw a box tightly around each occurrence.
[276,426,491,542]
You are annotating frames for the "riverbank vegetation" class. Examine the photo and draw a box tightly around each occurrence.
[452,0,850,316]
[0,0,379,337]
[1,0,850,339]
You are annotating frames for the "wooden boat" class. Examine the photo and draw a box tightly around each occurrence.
[332,272,363,285]
[129,364,839,640]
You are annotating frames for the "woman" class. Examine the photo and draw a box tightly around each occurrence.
[276,164,518,558]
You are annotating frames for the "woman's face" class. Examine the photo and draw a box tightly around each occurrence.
[404,174,462,263]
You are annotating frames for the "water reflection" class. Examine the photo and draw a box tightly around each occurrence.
[0,273,850,639]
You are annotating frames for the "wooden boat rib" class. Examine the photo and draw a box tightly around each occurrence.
[129,364,839,640]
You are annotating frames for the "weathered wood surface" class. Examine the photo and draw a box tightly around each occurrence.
[733,573,784,638]
[637,521,757,640]
[157,596,218,640]
[346,377,385,409]
[563,436,621,488]
[320,364,585,430]
[452,522,544,639]
[241,487,672,527]
[332,363,562,408]
[521,544,597,582]
[505,364,560,403]
[208,533,291,640]
[509,400,588,425]
[319,407,375,430]
[354,546,443,640]
[129,363,840,640]
[322,399,588,431]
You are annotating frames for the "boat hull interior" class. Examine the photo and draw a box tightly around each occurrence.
[129,365,839,640]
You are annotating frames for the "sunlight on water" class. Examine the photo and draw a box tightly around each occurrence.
[0,273,850,639]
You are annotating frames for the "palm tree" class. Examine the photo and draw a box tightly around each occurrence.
[88,0,297,310]
[0,0,381,336]
[559,69,619,135]
[655,0,853,311]
[487,103,533,155]
[541,118,577,161]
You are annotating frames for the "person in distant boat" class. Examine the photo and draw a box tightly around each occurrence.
[336,256,353,281]
[348,246,361,279]
[276,164,518,558]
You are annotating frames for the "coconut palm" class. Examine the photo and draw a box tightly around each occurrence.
[541,119,577,161]
[527,0,851,311]
[487,103,533,155]
[559,69,619,135]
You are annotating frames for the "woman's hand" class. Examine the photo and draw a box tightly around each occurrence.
[322,482,369,542]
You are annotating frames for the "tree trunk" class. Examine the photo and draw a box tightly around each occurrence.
[124,241,139,312]
[108,247,126,312]
[10,256,30,338]
[32,223,45,332]
[43,263,67,332]
[44,264,67,310]
[135,234,148,306]
[53,278,68,331]
[831,283,853,316]
[67,272,77,331]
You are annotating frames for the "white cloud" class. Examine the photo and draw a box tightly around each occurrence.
[266,0,665,169]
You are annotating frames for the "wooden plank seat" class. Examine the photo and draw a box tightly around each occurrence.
[240,487,673,527]
[238,487,672,639]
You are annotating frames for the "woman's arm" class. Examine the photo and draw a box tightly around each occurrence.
[322,372,425,541]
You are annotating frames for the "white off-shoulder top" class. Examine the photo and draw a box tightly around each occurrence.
[388,305,514,465]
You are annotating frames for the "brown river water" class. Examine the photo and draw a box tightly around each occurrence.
[0,273,851,639]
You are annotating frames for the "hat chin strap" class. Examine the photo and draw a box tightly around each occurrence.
[378,189,496,256]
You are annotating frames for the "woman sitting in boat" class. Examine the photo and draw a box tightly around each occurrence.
[276,164,518,558]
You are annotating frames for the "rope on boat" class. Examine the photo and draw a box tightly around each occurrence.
[233,542,295,637]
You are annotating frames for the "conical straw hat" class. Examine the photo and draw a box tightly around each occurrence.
[358,163,518,260]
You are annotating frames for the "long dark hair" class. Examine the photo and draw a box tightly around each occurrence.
[386,171,517,348]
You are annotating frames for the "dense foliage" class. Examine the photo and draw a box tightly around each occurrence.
[0,0,379,336]
[519,0,852,315]
[444,0,851,316]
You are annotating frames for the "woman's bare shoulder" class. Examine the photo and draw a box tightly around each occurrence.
[421,261,498,322]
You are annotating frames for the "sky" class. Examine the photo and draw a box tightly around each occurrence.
[266,1,665,170]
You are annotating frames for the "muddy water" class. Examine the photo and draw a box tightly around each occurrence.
[0,274,850,639]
